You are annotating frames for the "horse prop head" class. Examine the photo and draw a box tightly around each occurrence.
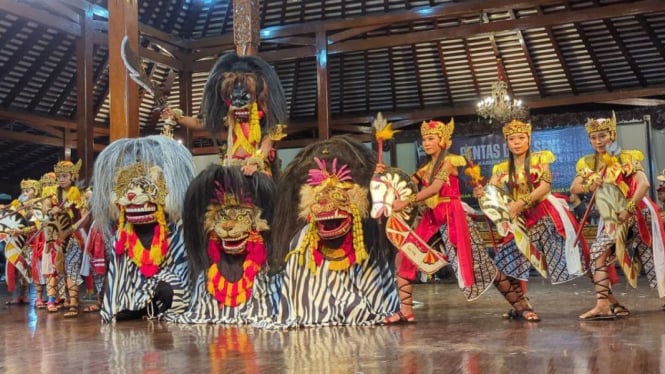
[370,167,417,224]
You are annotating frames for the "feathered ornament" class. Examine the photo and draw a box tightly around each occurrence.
[462,148,484,186]
[372,112,398,164]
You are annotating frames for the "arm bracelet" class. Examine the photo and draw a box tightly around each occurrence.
[625,200,638,215]
[407,194,417,205]
[520,195,533,208]
[581,184,590,194]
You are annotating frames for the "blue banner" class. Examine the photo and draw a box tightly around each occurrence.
[416,126,594,207]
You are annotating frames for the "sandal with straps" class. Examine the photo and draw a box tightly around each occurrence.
[384,275,416,324]
[579,263,617,321]
[64,306,79,318]
[506,308,541,322]
[383,311,415,325]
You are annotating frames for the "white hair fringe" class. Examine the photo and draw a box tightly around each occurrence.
[90,135,195,235]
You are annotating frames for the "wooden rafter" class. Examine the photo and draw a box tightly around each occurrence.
[637,15,665,63]
[571,20,612,91]
[435,41,453,106]
[604,18,646,87]
[537,5,577,95]
[508,9,544,96]
[27,40,77,110]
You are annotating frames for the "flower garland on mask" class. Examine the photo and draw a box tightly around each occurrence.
[115,205,169,278]
[230,102,263,158]
[206,231,267,307]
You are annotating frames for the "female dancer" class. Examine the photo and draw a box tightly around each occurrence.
[474,119,588,321]
[385,119,498,324]
[571,113,665,320]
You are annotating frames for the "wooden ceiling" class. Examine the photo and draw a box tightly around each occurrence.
[1,0,665,193]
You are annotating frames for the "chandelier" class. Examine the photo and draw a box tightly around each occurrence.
[476,78,529,124]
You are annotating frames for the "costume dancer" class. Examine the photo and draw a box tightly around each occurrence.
[268,135,399,327]
[165,165,277,324]
[42,160,85,317]
[474,119,589,321]
[571,113,665,320]
[380,119,497,324]
[162,52,287,176]
[91,135,195,322]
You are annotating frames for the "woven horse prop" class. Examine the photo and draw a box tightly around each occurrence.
[370,166,448,274]
[0,211,31,283]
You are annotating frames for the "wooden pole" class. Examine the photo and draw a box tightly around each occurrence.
[233,0,260,56]
[76,8,95,182]
[108,0,140,140]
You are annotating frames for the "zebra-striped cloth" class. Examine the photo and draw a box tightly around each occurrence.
[163,270,275,324]
[264,226,399,328]
[101,223,191,323]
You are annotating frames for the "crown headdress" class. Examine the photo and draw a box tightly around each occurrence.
[420,118,455,149]
[20,179,41,195]
[40,172,56,187]
[502,119,532,138]
[585,111,616,137]
[54,159,82,180]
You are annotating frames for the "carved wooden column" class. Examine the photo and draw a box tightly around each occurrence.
[108,0,140,140]
[233,0,260,56]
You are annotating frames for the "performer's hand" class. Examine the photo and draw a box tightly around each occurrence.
[160,107,178,121]
[508,201,524,220]
[393,199,409,212]
[472,185,484,199]
[589,179,603,192]
[241,163,259,176]
[374,163,386,174]
[617,210,631,224]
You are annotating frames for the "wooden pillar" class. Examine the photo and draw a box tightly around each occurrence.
[233,0,260,56]
[108,0,140,140]
[316,28,330,139]
[76,9,95,183]
[176,70,193,147]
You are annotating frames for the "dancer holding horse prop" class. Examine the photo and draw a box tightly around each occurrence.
[571,112,665,320]
[473,119,589,322]
[374,117,498,325]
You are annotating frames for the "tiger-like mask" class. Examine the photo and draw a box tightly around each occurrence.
[205,197,268,255]
[114,163,167,225]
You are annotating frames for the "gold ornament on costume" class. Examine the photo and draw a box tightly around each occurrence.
[54,159,82,180]
[420,118,454,148]
[20,179,41,196]
[502,119,532,138]
[585,111,617,138]
[114,163,168,207]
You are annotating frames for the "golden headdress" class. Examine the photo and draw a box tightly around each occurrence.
[585,111,616,139]
[54,159,82,180]
[502,119,532,138]
[420,118,455,149]
[20,179,41,196]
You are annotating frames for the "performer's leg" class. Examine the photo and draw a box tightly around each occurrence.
[384,253,416,324]
[34,283,46,309]
[46,276,59,312]
[493,271,540,321]
[579,252,616,320]
[63,276,79,318]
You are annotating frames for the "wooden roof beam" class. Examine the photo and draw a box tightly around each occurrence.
[0,109,109,136]
[508,9,544,97]
[604,18,646,87]
[329,0,665,55]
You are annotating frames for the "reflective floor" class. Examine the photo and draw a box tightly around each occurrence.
[1,276,664,374]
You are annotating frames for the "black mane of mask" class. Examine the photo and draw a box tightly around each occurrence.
[183,165,277,280]
[200,52,287,137]
[269,135,391,274]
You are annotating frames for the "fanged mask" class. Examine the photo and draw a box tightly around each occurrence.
[114,163,168,225]
[205,190,268,255]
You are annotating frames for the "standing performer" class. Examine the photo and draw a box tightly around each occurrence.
[571,113,665,320]
[164,165,277,324]
[380,119,497,324]
[161,52,287,176]
[268,136,399,327]
[42,160,85,317]
[91,135,195,322]
[474,119,588,322]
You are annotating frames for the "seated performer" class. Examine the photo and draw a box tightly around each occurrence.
[474,119,589,322]
[161,52,287,176]
[267,135,399,327]
[90,135,195,322]
[164,165,277,324]
[381,119,497,324]
[571,113,665,320]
